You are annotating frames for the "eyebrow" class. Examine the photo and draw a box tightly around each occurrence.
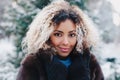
[54,30,63,33]
[54,30,76,33]
[69,30,76,33]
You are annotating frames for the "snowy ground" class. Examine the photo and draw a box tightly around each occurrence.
[100,43,120,79]
[0,38,18,80]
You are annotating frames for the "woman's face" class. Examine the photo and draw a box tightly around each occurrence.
[50,19,77,58]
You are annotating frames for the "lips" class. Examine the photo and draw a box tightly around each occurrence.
[59,47,70,52]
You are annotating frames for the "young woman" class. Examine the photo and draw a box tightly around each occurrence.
[17,0,104,80]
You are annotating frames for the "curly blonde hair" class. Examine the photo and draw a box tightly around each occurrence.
[22,0,99,54]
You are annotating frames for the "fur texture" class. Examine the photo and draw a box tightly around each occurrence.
[17,49,104,80]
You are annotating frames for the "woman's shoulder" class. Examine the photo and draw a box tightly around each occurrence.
[90,53,99,65]
[89,53,104,79]
[90,54,97,62]
[21,53,39,67]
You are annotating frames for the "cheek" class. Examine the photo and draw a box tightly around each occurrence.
[71,39,77,46]
[70,38,77,46]
[50,36,60,47]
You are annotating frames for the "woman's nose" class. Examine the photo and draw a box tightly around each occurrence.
[62,37,69,45]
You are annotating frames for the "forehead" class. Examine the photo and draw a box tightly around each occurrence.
[54,19,76,31]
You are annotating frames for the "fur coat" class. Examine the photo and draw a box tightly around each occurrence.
[16,49,104,80]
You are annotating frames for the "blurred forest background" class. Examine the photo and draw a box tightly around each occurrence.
[0,0,120,80]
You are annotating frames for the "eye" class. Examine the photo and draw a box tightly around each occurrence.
[53,33,62,37]
[69,33,76,37]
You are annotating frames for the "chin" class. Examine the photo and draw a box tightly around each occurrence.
[60,53,70,57]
